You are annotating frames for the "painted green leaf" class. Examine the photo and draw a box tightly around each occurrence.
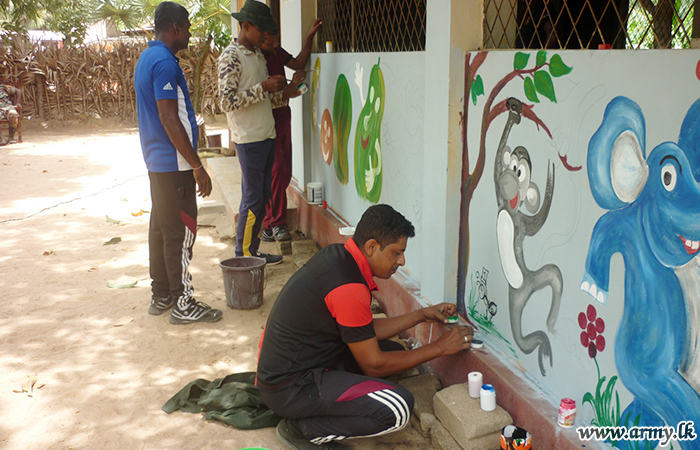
[513,52,530,70]
[473,75,484,96]
[523,76,539,103]
[332,74,352,184]
[536,50,547,66]
[534,70,556,102]
[354,59,385,203]
[549,53,573,77]
[471,75,484,105]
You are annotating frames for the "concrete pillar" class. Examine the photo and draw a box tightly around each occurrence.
[280,0,316,190]
[420,0,482,305]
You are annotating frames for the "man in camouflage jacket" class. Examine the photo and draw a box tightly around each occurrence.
[217,0,298,264]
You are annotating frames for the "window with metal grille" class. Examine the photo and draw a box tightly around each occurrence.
[316,0,427,52]
[484,0,696,49]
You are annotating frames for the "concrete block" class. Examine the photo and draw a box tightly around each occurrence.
[291,240,318,268]
[215,216,235,240]
[276,239,293,255]
[197,202,226,215]
[434,383,511,450]
[430,419,464,450]
[399,373,443,417]
[420,412,436,436]
[397,373,442,438]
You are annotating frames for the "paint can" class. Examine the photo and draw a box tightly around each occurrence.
[557,398,576,428]
[297,82,309,95]
[326,41,333,53]
[480,384,496,411]
[306,182,323,204]
[468,371,483,398]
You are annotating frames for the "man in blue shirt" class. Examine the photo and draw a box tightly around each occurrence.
[134,1,222,324]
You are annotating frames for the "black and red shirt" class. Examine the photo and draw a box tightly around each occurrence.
[256,239,377,388]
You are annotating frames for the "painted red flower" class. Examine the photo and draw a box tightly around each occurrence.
[578,304,606,358]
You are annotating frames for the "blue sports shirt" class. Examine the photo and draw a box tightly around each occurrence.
[134,40,199,172]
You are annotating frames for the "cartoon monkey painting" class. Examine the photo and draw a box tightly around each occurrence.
[494,98,562,376]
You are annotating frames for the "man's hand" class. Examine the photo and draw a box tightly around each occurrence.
[193,166,212,197]
[282,82,302,100]
[262,75,286,92]
[307,18,323,40]
[435,326,474,356]
[421,302,457,324]
[292,70,306,83]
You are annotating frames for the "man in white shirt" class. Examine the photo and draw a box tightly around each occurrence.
[217,0,298,265]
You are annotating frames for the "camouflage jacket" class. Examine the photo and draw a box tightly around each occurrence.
[217,41,286,112]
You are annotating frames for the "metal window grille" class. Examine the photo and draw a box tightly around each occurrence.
[316,0,427,52]
[484,0,696,49]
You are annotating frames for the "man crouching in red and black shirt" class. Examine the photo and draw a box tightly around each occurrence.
[257,204,475,450]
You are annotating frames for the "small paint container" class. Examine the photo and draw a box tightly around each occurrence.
[297,82,309,95]
[339,226,355,236]
[306,182,323,204]
[557,398,576,428]
[326,41,333,53]
[471,339,483,349]
[446,316,459,324]
[468,371,483,398]
[480,384,496,411]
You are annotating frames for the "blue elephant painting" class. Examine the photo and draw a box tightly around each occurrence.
[582,96,700,449]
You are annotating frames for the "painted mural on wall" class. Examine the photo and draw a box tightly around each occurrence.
[493,98,562,377]
[311,59,387,202]
[457,50,572,375]
[463,51,700,449]
[354,58,385,203]
[578,303,623,445]
[332,74,352,184]
[311,57,321,139]
[467,267,517,358]
[582,96,700,449]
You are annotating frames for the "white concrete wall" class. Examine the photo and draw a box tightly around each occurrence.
[280,0,700,439]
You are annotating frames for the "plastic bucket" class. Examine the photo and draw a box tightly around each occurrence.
[220,257,266,309]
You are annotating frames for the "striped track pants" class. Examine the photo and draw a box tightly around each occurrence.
[260,364,414,443]
[148,170,197,309]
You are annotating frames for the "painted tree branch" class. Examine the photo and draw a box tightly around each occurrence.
[457,52,552,312]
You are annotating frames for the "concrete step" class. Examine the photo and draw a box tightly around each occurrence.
[433,383,512,450]
[203,155,299,246]
[397,373,443,438]
[291,239,318,269]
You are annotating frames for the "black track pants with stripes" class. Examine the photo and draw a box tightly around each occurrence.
[148,170,197,309]
[259,343,414,444]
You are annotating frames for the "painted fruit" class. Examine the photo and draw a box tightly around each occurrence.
[333,74,352,184]
[321,109,333,165]
[354,58,385,202]
[311,58,321,138]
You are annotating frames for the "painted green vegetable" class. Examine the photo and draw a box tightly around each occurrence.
[354,58,385,202]
[311,58,321,138]
[332,74,352,184]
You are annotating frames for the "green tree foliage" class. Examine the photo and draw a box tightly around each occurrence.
[1,0,231,48]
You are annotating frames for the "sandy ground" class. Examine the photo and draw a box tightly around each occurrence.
[0,120,430,450]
